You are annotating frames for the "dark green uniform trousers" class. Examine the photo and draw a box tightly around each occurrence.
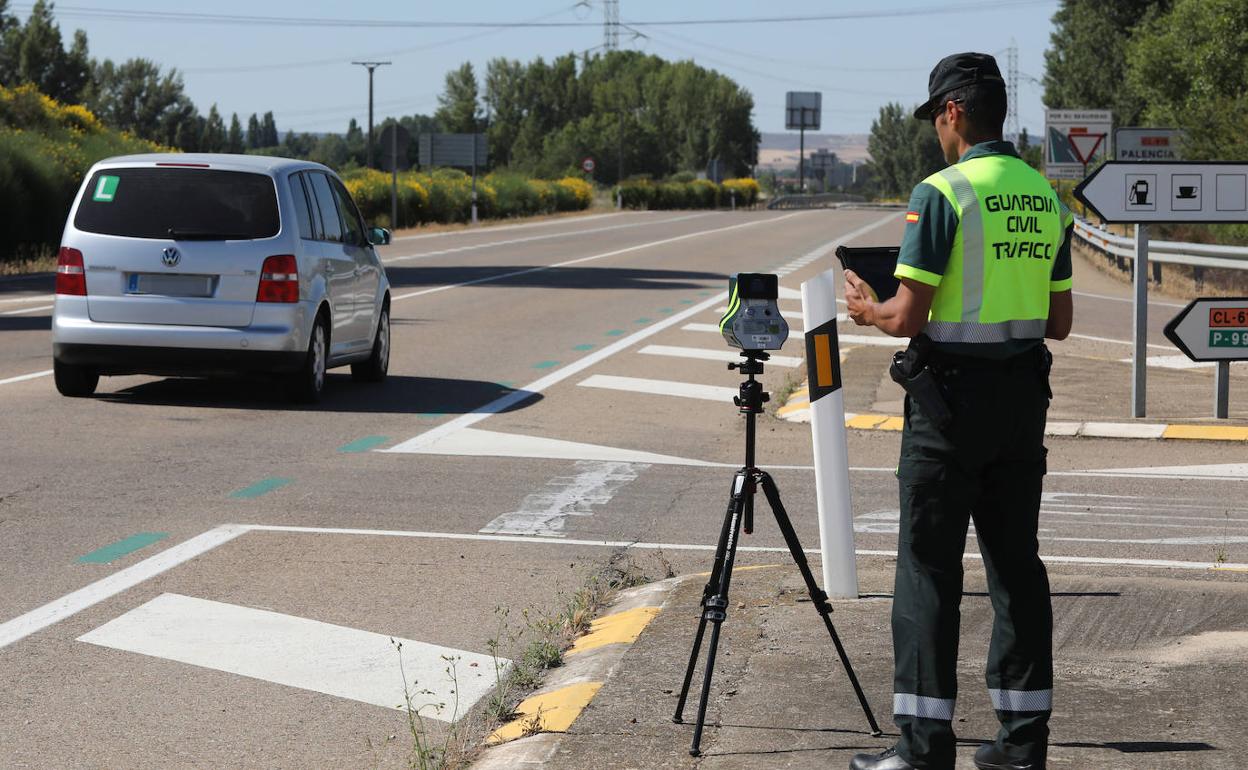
[893,347,1053,770]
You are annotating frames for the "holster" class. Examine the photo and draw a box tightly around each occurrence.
[889,336,953,431]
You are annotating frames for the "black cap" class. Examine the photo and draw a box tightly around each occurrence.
[913,52,1006,120]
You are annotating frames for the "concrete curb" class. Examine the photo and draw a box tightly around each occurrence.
[777,380,1248,441]
[473,577,682,769]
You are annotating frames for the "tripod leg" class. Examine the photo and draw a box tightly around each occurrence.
[757,472,883,736]
[674,469,746,724]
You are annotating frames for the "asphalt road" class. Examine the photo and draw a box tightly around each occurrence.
[0,209,1244,769]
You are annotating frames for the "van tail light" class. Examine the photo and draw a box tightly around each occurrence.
[55,247,87,296]
[257,254,299,303]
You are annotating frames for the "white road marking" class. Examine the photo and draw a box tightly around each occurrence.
[241,525,1248,572]
[0,525,248,650]
[1,304,53,315]
[1074,290,1185,309]
[778,286,803,300]
[1080,463,1248,479]
[639,344,803,367]
[578,374,738,403]
[389,212,805,303]
[0,294,53,306]
[1120,354,1248,370]
[384,212,902,454]
[383,213,708,264]
[0,369,52,387]
[392,211,620,242]
[79,593,505,718]
[1069,332,1171,351]
[4,517,1244,648]
[385,427,720,466]
[480,461,645,536]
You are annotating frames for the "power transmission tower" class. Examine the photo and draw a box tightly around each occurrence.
[1006,40,1020,142]
[604,0,619,51]
[352,61,391,169]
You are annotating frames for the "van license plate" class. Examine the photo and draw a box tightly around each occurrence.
[127,273,214,297]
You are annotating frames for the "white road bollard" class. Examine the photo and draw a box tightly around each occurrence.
[801,271,859,599]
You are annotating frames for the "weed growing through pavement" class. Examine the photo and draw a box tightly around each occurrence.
[391,550,653,762]
[1215,510,1231,565]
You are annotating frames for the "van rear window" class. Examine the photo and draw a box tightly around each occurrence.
[74,168,280,240]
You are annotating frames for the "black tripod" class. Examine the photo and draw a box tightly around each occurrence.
[672,350,882,756]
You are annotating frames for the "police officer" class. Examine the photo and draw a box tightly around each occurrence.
[844,52,1073,770]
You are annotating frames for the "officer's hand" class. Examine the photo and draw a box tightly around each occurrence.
[843,269,878,326]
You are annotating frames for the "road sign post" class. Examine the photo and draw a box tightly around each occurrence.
[786,92,821,194]
[801,270,858,598]
[1163,298,1248,418]
[379,123,410,229]
[1078,161,1248,418]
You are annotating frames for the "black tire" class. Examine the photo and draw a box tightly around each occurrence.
[287,316,328,404]
[53,359,98,397]
[351,307,389,383]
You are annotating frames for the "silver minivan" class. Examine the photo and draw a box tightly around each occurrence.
[52,154,391,402]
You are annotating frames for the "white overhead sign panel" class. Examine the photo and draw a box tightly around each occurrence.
[1045,108,1112,180]
[1164,298,1248,362]
[1116,127,1185,162]
[1074,162,1248,223]
[786,91,821,130]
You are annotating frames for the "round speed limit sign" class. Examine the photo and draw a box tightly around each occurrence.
[581,157,596,173]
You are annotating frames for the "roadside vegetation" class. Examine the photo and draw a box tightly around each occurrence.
[615,176,760,210]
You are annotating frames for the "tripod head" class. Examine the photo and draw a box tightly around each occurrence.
[729,350,769,415]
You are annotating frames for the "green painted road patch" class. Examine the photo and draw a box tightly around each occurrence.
[573,344,596,351]
[533,360,559,369]
[78,532,168,564]
[230,477,293,499]
[659,308,674,314]
[605,329,625,337]
[635,317,651,324]
[338,436,390,453]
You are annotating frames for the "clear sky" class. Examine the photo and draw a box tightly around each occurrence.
[19,0,1060,137]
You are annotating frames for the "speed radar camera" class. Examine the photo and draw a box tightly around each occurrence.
[719,273,789,351]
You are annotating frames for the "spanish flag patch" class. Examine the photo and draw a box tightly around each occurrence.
[905,211,920,224]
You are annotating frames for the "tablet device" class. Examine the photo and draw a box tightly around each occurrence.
[835,245,901,301]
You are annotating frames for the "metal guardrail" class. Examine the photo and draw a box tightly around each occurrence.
[766,193,872,210]
[1074,218,1248,271]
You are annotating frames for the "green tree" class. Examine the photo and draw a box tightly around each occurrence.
[1042,0,1169,126]
[246,113,261,148]
[1017,127,1043,170]
[865,103,945,199]
[260,110,278,147]
[435,62,480,133]
[484,57,525,167]
[2,0,90,102]
[85,58,196,146]
[1126,0,1248,160]
[227,112,243,153]
[200,103,225,152]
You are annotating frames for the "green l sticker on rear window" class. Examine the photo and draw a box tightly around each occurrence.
[92,175,119,202]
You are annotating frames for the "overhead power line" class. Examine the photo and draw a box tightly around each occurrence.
[9,0,1057,29]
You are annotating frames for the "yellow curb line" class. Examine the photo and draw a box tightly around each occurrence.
[487,605,665,745]
[566,606,661,656]
[487,682,603,744]
[1161,424,1248,441]
[694,563,785,578]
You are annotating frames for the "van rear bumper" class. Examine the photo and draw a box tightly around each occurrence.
[54,343,305,377]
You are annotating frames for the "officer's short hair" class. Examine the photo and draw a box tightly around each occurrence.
[943,83,1007,137]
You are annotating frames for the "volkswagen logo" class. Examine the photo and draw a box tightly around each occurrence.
[161,247,181,267]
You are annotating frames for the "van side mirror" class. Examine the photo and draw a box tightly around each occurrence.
[367,226,391,246]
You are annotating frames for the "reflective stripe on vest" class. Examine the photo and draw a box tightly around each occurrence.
[921,156,1064,344]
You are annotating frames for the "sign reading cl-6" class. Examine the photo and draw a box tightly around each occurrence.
[1164,298,1248,362]
[1075,161,1248,223]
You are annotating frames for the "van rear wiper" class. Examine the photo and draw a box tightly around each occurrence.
[167,228,250,240]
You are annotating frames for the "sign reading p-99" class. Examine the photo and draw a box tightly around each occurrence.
[1164,297,1248,361]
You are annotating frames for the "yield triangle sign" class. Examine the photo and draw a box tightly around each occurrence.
[1068,132,1106,165]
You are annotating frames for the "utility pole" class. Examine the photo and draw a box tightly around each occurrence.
[1006,41,1019,142]
[352,61,391,169]
[604,0,619,51]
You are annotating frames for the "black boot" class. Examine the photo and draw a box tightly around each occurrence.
[973,743,1043,770]
[849,746,917,770]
